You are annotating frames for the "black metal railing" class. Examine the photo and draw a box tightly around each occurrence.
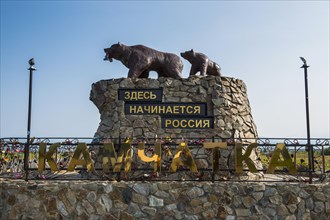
[0,137,329,183]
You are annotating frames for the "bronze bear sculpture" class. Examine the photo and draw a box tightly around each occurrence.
[180,49,221,77]
[104,43,183,79]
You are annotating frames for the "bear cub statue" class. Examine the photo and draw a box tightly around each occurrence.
[181,49,221,77]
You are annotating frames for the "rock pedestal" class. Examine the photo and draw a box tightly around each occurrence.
[90,76,258,140]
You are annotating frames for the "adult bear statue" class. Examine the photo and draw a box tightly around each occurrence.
[180,49,221,77]
[104,43,183,79]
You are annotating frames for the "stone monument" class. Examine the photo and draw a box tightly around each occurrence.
[90,43,261,173]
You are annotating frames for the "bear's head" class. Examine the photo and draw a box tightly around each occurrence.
[104,42,125,62]
[180,49,195,62]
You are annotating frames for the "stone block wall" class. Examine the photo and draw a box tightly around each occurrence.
[90,76,258,140]
[1,180,329,219]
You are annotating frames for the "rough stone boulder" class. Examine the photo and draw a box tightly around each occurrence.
[90,76,261,172]
[90,76,258,140]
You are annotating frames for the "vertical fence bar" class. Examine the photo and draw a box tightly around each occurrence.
[24,59,36,181]
[294,146,297,169]
[321,146,325,174]
[212,136,215,183]
[300,57,313,183]
[117,129,122,182]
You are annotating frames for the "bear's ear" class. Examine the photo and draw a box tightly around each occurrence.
[190,49,194,53]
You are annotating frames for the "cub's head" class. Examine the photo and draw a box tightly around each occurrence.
[180,49,195,62]
[104,42,125,62]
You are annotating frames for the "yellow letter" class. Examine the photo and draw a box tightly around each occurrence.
[150,92,157,100]
[124,91,130,100]
[102,142,132,173]
[179,106,186,113]
[138,142,161,172]
[67,143,94,172]
[130,105,137,114]
[165,119,171,128]
[266,143,297,174]
[143,105,151,113]
[143,92,150,99]
[203,142,227,171]
[186,106,193,114]
[166,106,173,114]
[137,91,143,100]
[188,120,195,128]
[173,106,179,114]
[170,142,198,172]
[130,91,138,100]
[102,142,115,173]
[159,105,166,114]
[203,120,210,128]
[195,120,202,128]
[194,106,200,114]
[151,106,158,113]
[136,106,143,114]
[38,142,60,172]
[172,120,179,128]
[235,143,258,173]
[180,119,187,128]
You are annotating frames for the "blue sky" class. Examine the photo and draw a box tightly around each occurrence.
[1,1,329,138]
